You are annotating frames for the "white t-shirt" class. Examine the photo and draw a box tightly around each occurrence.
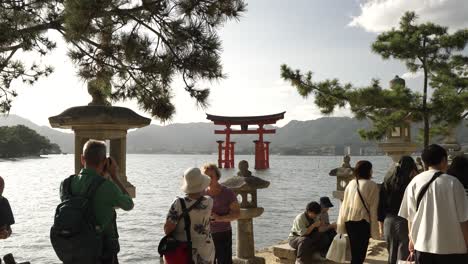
[399,169,468,254]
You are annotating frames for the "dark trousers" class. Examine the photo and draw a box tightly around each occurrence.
[415,251,468,264]
[100,255,119,264]
[64,256,118,264]
[289,232,321,264]
[384,215,409,264]
[319,229,337,257]
[212,230,233,264]
[345,220,370,264]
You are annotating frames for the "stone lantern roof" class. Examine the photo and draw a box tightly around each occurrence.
[390,75,406,88]
[222,160,270,192]
[222,175,270,192]
[49,105,151,130]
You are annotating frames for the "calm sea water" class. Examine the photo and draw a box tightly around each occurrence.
[0,154,392,263]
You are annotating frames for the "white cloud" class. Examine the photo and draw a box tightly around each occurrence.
[350,0,468,33]
[401,71,424,79]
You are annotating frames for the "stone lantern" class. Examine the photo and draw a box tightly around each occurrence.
[389,75,405,88]
[378,118,418,162]
[378,76,418,162]
[49,105,151,197]
[330,155,354,201]
[223,160,270,264]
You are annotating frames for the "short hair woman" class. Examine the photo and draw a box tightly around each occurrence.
[337,160,380,264]
[202,163,240,264]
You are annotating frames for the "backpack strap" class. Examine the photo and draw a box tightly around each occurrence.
[84,176,106,232]
[178,197,204,221]
[59,175,76,201]
[179,197,203,264]
[85,176,106,200]
[416,171,443,211]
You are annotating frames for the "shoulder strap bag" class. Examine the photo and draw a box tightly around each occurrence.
[356,179,371,218]
[356,179,373,239]
[416,171,443,211]
[158,196,203,264]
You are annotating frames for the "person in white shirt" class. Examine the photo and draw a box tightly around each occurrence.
[399,144,468,264]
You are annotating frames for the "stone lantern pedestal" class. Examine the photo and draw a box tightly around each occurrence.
[223,161,270,264]
[49,105,151,197]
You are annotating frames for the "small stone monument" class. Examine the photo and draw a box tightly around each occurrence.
[223,160,270,264]
[329,155,354,201]
[49,81,151,198]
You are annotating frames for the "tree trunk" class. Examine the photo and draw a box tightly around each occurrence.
[423,67,429,148]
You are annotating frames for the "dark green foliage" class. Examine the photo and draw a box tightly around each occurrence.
[430,55,468,132]
[0,0,246,120]
[0,125,62,158]
[281,11,468,147]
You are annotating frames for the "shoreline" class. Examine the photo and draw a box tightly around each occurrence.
[257,239,388,264]
[0,155,49,162]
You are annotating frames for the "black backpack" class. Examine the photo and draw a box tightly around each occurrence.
[50,175,105,263]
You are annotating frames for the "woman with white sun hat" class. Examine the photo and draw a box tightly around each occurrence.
[164,167,215,264]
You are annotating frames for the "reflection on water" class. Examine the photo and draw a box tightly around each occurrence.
[0,154,392,263]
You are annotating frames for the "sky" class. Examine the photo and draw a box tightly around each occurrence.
[7,0,468,128]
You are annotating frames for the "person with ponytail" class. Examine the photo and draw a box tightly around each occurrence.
[378,156,418,264]
[337,160,380,264]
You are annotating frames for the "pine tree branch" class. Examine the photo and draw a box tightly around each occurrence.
[123,13,181,62]
[57,28,157,98]
[0,44,22,53]
[0,48,19,68]
[16,19,62,35]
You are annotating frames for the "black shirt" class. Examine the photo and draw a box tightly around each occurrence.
[0,197,15,227]
[377,184,406,222]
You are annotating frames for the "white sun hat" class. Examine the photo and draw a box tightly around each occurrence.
[181,167,211,194]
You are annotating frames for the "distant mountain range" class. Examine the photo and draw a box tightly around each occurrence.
[1,114,468,155]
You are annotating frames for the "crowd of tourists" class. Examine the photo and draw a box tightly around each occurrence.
[66,140,241,264]
[0,140,241,264]
[1,140,468,264]
[288,144,468,264]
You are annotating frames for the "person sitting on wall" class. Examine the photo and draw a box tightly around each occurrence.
[0,176,14,239]
[318,196,337,257]
[289,201,324,264]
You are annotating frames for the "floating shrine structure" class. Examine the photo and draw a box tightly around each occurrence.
[206,112,285,170]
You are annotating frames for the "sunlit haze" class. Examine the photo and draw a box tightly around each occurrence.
[8,0,467,127]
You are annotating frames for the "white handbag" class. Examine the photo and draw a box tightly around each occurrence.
[397,252,415,264]
[326,233,351,263]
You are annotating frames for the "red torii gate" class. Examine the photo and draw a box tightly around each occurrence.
[206,112,285,169]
